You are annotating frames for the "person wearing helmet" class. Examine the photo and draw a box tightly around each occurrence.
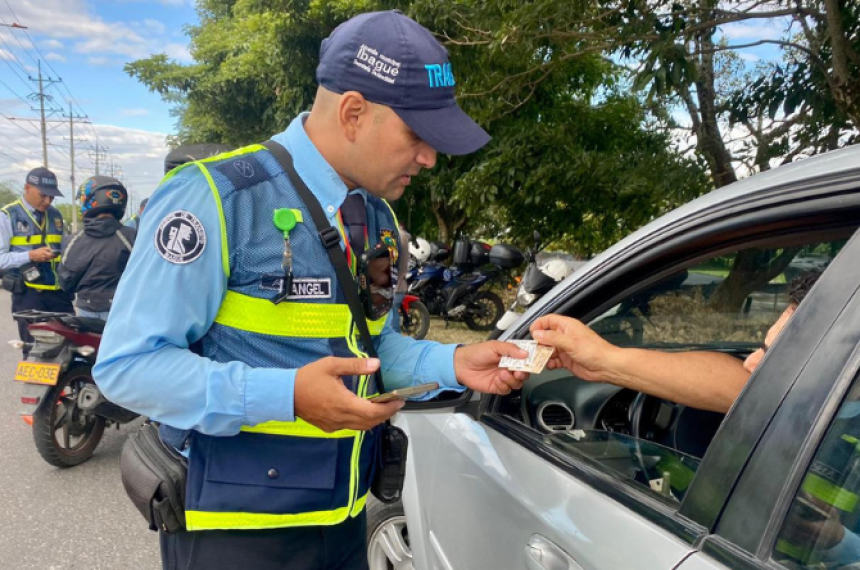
[58,176,137,319]
[163,144,234,176]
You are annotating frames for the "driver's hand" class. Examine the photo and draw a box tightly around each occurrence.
[530,315,620,383]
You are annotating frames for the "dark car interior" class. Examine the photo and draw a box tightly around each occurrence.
[492,234,855,502]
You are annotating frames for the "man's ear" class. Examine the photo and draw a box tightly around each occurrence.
[338,91,370,143]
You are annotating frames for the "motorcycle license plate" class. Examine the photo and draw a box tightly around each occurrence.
[14,362,61,385]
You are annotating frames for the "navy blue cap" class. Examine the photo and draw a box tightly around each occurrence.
[316,10,490,156]
[25,167,62,197]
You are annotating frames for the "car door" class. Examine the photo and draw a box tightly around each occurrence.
[398,153,860,570]
[674,229,860,569]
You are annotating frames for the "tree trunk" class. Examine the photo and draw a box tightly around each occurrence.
[695,34,738,189]
[708,247,800,313]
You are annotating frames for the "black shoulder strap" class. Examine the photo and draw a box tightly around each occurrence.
[262,140,385,391]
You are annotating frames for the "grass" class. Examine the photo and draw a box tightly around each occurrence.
[424,317,492,345]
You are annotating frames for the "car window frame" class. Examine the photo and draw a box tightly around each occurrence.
[476,190,860,544]
[697,231,860,567]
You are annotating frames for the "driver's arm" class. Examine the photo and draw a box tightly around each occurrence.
[531,314,750,413]
[605,348,749,413]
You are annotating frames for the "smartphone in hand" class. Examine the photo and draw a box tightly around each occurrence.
[369,382,440,403]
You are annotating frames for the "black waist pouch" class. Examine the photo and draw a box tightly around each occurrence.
[120,423,188,533]
[2,271,25,295]
[370,423,409,504]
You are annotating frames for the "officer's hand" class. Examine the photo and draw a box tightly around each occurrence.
[28,247,57,263]
[294,357,404,433]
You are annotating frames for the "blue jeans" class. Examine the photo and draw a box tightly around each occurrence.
[77,308,110,320]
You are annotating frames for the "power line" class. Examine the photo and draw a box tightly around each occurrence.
[0,12,38,70]
[0,37,33,90]
[0,76,29,103]
[1,112,41,137]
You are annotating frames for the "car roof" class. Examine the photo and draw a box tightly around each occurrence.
[562,145,860,290]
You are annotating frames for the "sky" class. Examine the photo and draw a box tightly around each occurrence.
[0,0,794,212]
[0,0,198,210]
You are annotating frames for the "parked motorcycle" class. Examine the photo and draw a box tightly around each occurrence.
[489,231,576,340]
[399,294,431,340]
[10,310,139,467]
[409,238,523,331]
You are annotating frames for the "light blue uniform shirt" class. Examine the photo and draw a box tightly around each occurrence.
[0,198,39,270]
[94,113,462,437]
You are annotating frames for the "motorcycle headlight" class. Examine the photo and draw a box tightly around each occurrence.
[517,286,537,307]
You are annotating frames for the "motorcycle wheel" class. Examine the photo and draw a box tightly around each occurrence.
[32,364,106,468]
[464,291,504,331]
[401,301,431,340]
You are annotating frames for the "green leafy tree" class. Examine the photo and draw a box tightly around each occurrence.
[127,0,710,253]
[0,181,20,207]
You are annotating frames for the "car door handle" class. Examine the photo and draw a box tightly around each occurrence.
[523,534,584,570]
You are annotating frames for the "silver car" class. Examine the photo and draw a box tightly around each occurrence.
[368,144,860,570]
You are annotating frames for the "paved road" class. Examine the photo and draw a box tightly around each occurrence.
[0,291,160,569]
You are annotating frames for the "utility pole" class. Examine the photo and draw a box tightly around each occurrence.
[28,60,61,168]
[64,102,89,232]
[88,139,108,176]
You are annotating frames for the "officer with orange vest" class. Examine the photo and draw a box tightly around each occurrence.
[95,10,529,570]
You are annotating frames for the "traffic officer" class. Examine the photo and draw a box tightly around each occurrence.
[94,10,529,570]
[0,167,74,351]
[124,197,147,230]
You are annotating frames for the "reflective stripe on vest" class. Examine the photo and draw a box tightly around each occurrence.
[9,234,62,246]
[214,290,387,338]
[182,145,392,531]
[185,493,368,531]
[3,201,63,290]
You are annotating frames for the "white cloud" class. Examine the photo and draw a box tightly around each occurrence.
[0,118,170,208]
[719,20,787,42]
[45,52,66,62]
[7,0,187,62]
[121,108,149,116]
[143,19,167,36]
[164,43,192,62]
[0,47,13,60]
[87,56,112,66]
[118,0,188,6]
[43,39,64,50]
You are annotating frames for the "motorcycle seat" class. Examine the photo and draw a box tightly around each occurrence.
[65,316,106,334]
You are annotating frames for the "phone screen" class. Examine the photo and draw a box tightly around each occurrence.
[369,382,440,403]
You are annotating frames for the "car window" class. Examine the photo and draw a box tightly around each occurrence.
[590,241,843,349]
[493,237,847,509]
[772,384,860,570]
[545,430,702,501]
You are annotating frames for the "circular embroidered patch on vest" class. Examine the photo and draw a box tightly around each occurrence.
[155,211,206,264]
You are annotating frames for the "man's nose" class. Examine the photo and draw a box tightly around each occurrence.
[417,143,437,170]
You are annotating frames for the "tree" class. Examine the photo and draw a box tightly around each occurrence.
[0,181,20,207]
[429,0,857,306]
[127,0,711,254]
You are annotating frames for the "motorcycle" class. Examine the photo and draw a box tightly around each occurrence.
[399,293,431,340]
[410,238,523,331]
[10,310,140,467]
[489,231,577,340]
